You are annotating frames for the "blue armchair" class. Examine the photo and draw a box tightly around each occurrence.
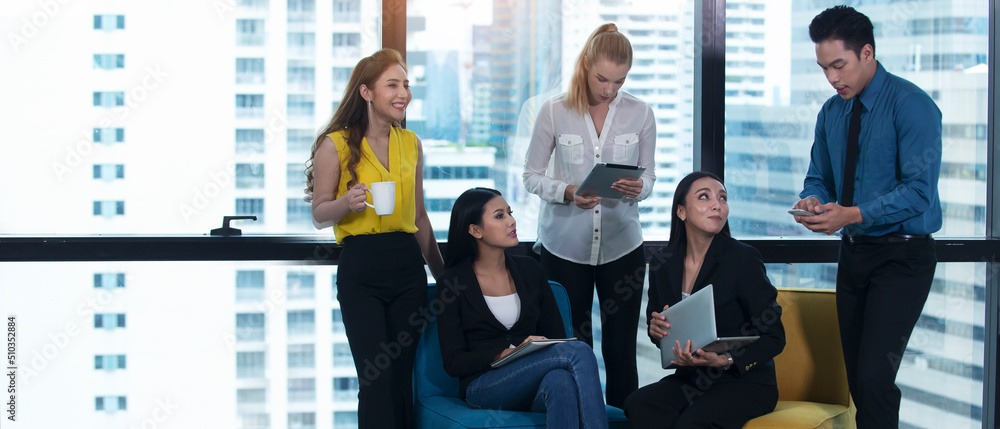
[414,281,629,428]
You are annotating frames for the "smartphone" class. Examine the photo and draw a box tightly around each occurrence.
[787,209,816,217]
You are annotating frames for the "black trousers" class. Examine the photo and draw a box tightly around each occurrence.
[540,244,644,408]
[836,236,936,429]
[623,374,778,428]
[337,232,427,429]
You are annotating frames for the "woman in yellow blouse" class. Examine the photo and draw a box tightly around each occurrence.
[305,48,443,429]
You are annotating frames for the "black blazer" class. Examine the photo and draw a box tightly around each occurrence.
[436,254,566,398]
[646,235,785,386]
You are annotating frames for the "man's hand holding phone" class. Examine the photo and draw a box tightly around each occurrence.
[791,197,823,217]
[791,197,863,234]
[787,209,815,217]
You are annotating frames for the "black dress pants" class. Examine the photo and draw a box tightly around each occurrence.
[836,236,936,429]
[540,244,644,408]
[624,374,778,428]
[337,232,427,429]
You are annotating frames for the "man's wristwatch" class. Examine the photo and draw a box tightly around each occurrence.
[722,352,733,370]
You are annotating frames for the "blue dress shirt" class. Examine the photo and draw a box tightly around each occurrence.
[801,62,943,237]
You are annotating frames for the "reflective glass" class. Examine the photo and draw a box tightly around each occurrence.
[633,261,985,428]
[0,1,383,235]
[724,0,988,239]
[0,261,351,428]
[407,0,695,240]
[722,3,987,426]
[2,259,981,427]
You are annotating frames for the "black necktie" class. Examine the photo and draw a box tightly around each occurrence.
[842,98,863,207]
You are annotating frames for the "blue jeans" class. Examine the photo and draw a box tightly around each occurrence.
[465,341,609,429]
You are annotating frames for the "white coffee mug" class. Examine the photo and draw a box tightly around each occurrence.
[365,181,395,216]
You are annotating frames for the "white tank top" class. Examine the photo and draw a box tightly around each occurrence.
[483,293,521,331]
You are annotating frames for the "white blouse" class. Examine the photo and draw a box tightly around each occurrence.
[483,293,521,331]
[522,91,657,265]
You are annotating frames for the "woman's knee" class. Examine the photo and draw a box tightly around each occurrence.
[557,341,599,367]
[624,385,674,426]
[537,369,578,405]
[542,368,575,387]
[560,339,596,356]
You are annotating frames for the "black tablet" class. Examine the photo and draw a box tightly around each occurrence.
[575,163,646,199]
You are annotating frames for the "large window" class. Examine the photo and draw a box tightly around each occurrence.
[724,1,988,240]
[720,2,989,427]
[407,0,695,239]
[0,1,994,428]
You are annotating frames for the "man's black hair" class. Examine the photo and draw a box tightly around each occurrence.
[809,5,875,59]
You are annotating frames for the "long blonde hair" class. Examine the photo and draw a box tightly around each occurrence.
[565,23,633,115]
[304,49,407,201]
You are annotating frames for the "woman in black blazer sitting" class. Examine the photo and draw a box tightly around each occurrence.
[436,187,608,429]
[624,172,786,428]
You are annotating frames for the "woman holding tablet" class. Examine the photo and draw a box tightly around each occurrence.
[522,23,655,407]
[436,188,608,429]
[623,172,785,428]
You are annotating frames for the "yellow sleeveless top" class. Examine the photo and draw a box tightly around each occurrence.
[331,126,419,243]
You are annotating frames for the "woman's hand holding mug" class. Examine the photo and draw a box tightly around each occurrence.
[347,183,369,213]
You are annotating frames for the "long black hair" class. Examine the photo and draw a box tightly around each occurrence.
[444,187,504,269]
[668,171,731,249]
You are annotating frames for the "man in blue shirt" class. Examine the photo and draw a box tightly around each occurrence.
[792,6,942,428]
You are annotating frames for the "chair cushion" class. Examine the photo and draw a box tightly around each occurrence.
[548,281,575,338]
[416,396,548,429]
[773,289,850,406]
[743,289,856,429]
[415,282,572,400]
[414,287,458,399]
[416,397,628,429]
[743,401,852,429]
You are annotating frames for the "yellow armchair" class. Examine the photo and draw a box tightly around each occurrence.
[743,288,856,429]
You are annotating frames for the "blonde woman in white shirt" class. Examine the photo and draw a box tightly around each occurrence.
[522,23,655,408]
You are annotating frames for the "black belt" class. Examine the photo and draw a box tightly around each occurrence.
[842,233,931,245]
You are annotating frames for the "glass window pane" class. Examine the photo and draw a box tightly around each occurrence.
[287,272,315,299]
[407,0,696,240]
[236,163,265,189]
[333,0,360,23]
[331,308,345,334]
[633,260,985,428]
[0,256,985,425]
[237,388,267,404]
[287,378,315,402]
[0,0,368,232]
[287,310,315,336]
[724,1,987,239]
[288,343,315,368]
[332,376,359,402]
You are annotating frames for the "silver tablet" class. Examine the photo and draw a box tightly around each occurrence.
[659,285,759,369]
